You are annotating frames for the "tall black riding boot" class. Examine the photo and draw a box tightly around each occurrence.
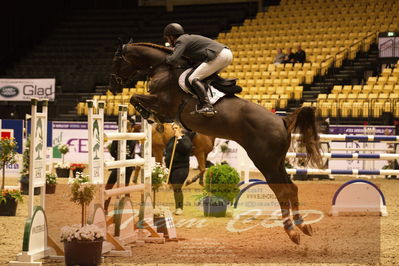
[191,78,215,117]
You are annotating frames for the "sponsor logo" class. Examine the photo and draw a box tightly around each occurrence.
[23,85,54,96]
[0,86,19,97]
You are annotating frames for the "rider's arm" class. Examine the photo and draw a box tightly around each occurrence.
[165,38,186,65]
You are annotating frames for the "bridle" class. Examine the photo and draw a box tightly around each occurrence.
[110,42,189,96]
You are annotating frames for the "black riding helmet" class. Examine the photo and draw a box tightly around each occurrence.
[163,23,185,37]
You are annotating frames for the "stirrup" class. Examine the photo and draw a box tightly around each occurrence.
[195,104,216,117]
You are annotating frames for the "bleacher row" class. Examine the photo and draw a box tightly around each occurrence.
[78,0,399,121]
[310,59,399,119]
[77,82,149,116]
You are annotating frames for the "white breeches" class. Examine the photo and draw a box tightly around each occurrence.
[188,48,233,84]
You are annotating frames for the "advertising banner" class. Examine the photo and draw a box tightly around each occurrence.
[190,138,241,169]
[0,79,55,101]
[52,122,118,164]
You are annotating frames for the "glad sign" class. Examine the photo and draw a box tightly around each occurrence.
[0,79,55,101]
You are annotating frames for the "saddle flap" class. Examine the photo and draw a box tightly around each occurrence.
[207,73,237,87]
[183,68,242,95]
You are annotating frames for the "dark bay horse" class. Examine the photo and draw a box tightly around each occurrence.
[110,42,323,245]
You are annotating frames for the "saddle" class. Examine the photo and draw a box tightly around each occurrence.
[184,68,242,95]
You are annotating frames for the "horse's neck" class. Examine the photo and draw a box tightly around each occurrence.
[149,66,188,120]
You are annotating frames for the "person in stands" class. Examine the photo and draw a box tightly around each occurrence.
[294,45,306,63]
[283,47,296,63]
[274,48,286,64]
[163,23,233,117]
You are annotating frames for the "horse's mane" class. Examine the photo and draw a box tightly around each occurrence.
[129,42,173,54]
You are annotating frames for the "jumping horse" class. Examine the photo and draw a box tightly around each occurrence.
[110,41,323,245]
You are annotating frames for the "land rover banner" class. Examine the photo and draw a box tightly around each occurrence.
[0,78,55,101]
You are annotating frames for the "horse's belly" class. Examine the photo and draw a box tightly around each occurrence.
[181,97,285,144]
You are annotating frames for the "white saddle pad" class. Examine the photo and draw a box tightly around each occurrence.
[178,68,225,105]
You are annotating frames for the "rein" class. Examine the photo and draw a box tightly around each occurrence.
[111,42,193,125]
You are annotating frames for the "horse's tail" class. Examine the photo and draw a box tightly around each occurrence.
[283,106,324,169]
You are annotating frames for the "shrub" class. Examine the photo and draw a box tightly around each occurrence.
[204,164,240,204]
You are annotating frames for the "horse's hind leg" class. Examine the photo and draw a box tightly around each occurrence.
[287,182,313,236]
[275,162,313,237]
[267,169,301,245]
[251,154,301,244]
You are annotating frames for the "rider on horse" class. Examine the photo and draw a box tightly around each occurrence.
[163,23,233,117]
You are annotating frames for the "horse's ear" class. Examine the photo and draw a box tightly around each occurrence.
[117,37,124,46]
[115,37,124,57]
[128,37,134,44]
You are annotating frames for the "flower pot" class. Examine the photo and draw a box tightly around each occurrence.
[45,184,56,194]
[203,196,228,217]
[20,182,41,195]
[0,198,18,216]
[64,239,103,266]
[72,168,84,178]
[56,168,70,178]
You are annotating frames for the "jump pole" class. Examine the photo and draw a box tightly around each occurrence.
[286,152,399,160]
[292,133,399,143]
[87,101,163,257]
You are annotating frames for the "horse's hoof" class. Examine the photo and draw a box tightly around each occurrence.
[286,230,301,245]
[297,224,313,236]
[185,179,194,186]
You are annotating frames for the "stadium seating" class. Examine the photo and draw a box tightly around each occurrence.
[82,0,398,122]
[313,59,399,120]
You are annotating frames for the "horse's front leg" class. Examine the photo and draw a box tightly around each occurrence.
[130,94,158,122]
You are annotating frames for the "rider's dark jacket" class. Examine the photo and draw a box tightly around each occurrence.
[166,34,226,66]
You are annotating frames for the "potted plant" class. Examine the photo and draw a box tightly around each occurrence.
[202,163,240,217]
[151,163,168,208]
[61,172,103,265]
[70,163,86,178]
[0,137,23,216]
[55,162,70,178]
[0,189,23,216]
[45,173,57,194]
[0,137,18,190]
[19,136,40,195]
[55,144,70,178]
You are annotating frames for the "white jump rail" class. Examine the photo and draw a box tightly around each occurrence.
[286,169,399,175]
[104,158,146,169]
[105,132,146,141]
[286,152,399,160]
[292,133,399,143]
